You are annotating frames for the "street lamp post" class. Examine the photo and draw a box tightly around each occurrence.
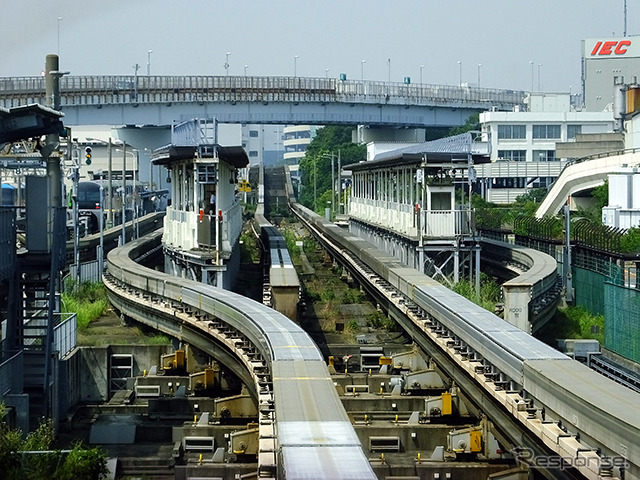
[294,55,299,77]
[361,59,366,81]
[538,63,543,91]
[133,149,139,239]
[325,68,329,79]
[147,50,152,76]
[244,64,248,77]
[57,17,62,55]
[530,60,534,92]
[225,52,230,76]
[121,146,126,245]
[387,58,391,82]
[133,63,140,99]
[477,63,481,88]
[420,65,424,84]
[458,60,462,87]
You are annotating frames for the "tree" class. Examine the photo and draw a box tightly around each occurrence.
[298,126,366,212]
[448,112,480,136]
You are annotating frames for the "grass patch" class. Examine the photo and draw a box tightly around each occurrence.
[62,282,108,329]
[147,334,172,345]
[451,274,501,313]
[342,288,366,304]
[239,231,261,264]
[537,305,605,346]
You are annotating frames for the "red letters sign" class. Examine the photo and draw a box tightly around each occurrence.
[591,40,631,56]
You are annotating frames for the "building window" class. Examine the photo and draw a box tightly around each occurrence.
[532,125,561,139]
[532,150,556,162]
[497,125,526,139]
[567,125,582,139]
[249,130,259,138]
[497,150,527,162]
[197,164,218,184]
[492,177,526,188]
[249,150,258,157]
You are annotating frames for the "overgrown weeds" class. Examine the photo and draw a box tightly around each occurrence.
[62,281,108,329]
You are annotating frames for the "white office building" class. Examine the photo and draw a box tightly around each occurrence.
[476,93,615,203]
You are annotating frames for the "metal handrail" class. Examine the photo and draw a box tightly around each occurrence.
[0,75,526,109]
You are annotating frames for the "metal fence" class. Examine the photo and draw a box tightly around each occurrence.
[68,259,102,284]
[53,313,77,359]
[605,282,640,363]
[0,349,23,396]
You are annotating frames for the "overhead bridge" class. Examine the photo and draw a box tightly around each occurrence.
[0,74,526,127]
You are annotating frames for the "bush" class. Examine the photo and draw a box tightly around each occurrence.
[342,288,365,304]
[0,406,107,479]
[346,319,360,333]
[451,274,501,313]
[61,282,108,329]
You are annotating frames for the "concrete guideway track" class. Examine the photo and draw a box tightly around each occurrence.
[104,230,376,480]
[291,202,640,480]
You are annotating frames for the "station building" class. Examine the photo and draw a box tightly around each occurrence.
[151,119,249,289]
[346,133,483,284]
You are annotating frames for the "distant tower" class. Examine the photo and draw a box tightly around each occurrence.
[624,0,628,37]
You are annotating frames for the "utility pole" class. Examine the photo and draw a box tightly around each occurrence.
[331,153,335,218]
[72,142,80,285]
[108,138,113,228]
[121,145,126,245]
[98,183,104,273]
[337,150,342,216]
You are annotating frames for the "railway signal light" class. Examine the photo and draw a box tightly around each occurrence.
[85,146,92,165]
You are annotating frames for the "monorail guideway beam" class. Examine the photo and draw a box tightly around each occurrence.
[295,210,579,480]
[105,278,260,401]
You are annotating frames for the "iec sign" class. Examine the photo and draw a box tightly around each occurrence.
[584,37,640,58]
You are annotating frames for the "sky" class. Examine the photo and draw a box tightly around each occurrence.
[0,0,635,93]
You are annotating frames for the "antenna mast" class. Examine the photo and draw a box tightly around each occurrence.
[624,0,627,37]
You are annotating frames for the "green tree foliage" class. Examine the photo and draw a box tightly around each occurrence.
[0,405,107,479]
[591,180,609,210]
[620,226,640,252]
[299,126,366,212]
[448,112,480,136]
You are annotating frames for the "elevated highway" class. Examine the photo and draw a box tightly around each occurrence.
[0,75,525,128]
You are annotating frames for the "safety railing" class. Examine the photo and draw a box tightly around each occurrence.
[53,312,77,359]
[0,349,23,396]
[0,75,526,110]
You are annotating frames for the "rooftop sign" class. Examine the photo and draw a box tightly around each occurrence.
[584,37,640,58]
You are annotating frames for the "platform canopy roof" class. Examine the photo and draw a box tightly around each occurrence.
[346,132,489,172]
[151,144,249,168]
[0,104,65,144]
